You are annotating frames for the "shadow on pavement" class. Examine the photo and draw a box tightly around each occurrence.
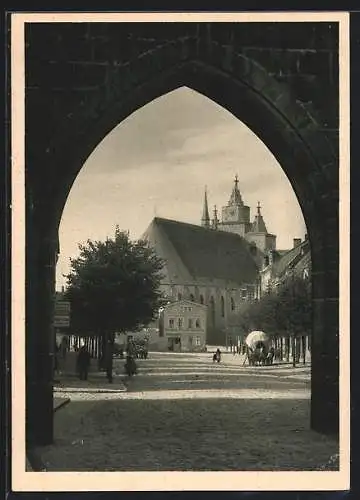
[35,397,338,472]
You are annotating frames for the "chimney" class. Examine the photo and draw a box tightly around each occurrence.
[293,238,302,248]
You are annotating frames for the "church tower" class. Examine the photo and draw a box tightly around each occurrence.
[201,186,210,229]
[245,201,276,252]
[218,175,251,237]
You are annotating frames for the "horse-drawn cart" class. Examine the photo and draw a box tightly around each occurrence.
[244,331,274,366]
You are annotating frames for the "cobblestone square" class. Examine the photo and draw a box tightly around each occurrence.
[35,353,338,471]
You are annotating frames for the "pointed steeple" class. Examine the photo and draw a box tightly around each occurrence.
[228,174,244,206]
[251,201,268,233]
[201,186,210,228]
[211,205,219,230]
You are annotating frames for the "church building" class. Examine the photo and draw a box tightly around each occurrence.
[142,176,278,345]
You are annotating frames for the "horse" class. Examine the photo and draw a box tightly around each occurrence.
[248,347,267,366]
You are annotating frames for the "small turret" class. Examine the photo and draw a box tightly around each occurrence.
[245,201,276,252]
[251,202,268,233]
[211,205,219,230]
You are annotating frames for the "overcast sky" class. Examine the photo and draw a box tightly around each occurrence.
[56,87,306,289]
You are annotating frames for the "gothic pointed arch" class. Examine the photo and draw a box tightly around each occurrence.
[25,23,340,443]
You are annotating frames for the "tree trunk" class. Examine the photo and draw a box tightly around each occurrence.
[302,335,306,364]
[98,333,106,370]
[105,332,115,383]
[292,335,296,367]
[285,337,290,362]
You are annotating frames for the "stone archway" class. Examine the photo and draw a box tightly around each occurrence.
[25,23,339,445]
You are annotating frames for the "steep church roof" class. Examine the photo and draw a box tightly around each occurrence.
[142,217,259,285]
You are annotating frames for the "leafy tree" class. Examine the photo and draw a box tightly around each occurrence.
[64,227,165,380]
[276,274,312,336]
[235,274,312,339]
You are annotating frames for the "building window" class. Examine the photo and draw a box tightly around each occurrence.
[200,295,204,304]
[195,319,201,328]
[210,296,215,326]
[189,293,195,302]
[221,296,225,317]
[241,289,247,299]
[188,318,193,329]
[195,336,201,346]
[230,297,235,311]
[169,318,174,328]
[178,318,183,329]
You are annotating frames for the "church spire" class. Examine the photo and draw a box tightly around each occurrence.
[251,201,268,233]
[228,174,244,206]
[201,186,210,229]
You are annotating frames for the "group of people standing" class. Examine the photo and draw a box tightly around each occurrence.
[75,338,140,381]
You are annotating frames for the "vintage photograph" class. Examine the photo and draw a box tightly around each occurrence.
[11,11,350,492]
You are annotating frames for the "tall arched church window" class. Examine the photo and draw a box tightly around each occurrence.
[210,296,215,326]
[221,296,225,317]
[230,297,235,311]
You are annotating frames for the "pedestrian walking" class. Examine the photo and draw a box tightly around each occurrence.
[77,344,91,380]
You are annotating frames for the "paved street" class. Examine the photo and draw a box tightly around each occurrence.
[54,351,310,400]
[117,351,310,399]
[38,352,337,471]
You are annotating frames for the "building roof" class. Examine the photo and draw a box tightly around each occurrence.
[164,299,207,311]
[276,250,290,257]
[293,250,311,276]
[272,239,311,278]
[142,217,259,285]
